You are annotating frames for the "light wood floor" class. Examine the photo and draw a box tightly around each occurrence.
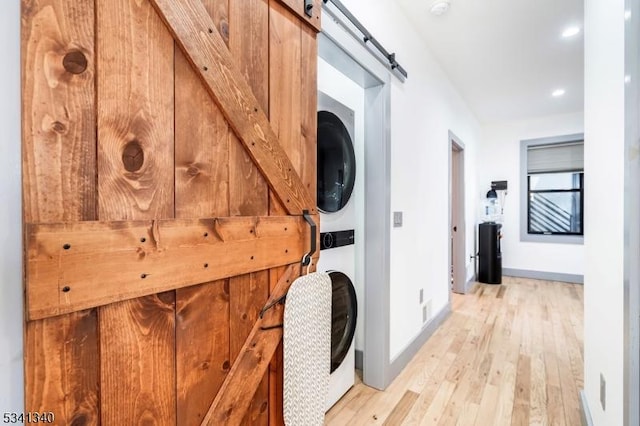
[325,277,584,425]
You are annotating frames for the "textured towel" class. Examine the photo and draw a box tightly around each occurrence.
[283,272,332,426]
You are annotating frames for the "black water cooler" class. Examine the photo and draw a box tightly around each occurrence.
[478,222,502,284]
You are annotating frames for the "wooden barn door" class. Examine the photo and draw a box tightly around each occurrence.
[21,0,321,424]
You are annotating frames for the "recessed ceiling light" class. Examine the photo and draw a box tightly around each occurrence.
[625,10,632,21]
[562,26,581,38]
[552,89,566,97]
[430,0,451,16]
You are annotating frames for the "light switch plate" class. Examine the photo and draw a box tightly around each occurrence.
[393,211,403,227]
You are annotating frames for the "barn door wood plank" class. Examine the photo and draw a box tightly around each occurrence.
[96,0,176,424]
[229,273,270,425]
[269,1,303,215]
[26,216,312,319]
[267,5,320,424]
[228,0,269,217]
[267,5,303,424]
[24,312,99,425]
[150,0,316,215]
[175,0,230,220]
[269,1,318,206]
[22,0,97,223]
[227,1,271,424]
[175,1,231,424]
[300,24,319,208]
[98,293,176,424]
[201,264,301,426]
[97,0,174,220]
[21,0,99,423]
[273,0,322,32]
[176,281,230,425]
[267,266,288,426]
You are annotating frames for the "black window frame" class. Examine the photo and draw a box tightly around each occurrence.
[526,171,584,236]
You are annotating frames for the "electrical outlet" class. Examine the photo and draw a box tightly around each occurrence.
[600,373,606,411]
[393,211,403,227]
[422,299,432,324]
[419,289,424,304]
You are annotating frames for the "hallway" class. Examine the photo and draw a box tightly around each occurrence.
[326,277,584,425]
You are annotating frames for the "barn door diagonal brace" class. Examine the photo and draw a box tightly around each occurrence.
[150,0,316,216]
[200,264,300,426]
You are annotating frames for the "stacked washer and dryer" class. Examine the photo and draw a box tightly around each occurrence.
[316,59,364,411]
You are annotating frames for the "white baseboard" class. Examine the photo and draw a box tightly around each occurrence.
[503,268,584,284]
[579,389,594,426]
[388,303,452,381]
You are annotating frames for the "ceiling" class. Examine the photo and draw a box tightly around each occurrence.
[394,0,584,124]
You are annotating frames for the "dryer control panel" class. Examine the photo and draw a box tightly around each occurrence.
[320,230,355,250]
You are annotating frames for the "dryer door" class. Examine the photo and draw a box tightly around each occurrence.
[329,271,358,373]
[317,110,356,213]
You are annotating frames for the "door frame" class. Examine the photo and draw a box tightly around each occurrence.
[623,0,640,422]
[449,131,468,295]
[0,0,22,411]
[319,8,392,390]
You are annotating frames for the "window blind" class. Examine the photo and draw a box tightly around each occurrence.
[527,141,584,174]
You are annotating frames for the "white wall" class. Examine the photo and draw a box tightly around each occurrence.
[0,0,24,413]
[338,0,482,360]
[583,0,629,424]
[479,113,585,276]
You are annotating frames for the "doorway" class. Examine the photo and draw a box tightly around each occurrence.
[318,15,392,390]
[450,133,467,294]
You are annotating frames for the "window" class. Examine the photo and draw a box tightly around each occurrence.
[528,171,583,234]
[520,134,584,244]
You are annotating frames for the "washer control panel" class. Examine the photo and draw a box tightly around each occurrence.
[320,229,355,250]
